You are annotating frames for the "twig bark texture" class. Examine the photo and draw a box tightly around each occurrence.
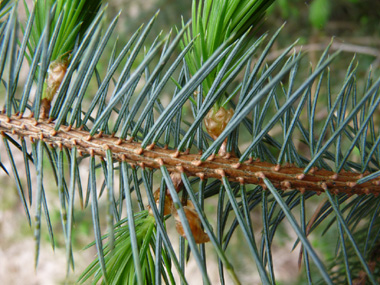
[1,114,379,196]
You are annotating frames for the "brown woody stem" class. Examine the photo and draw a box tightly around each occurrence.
[1,114,379,196]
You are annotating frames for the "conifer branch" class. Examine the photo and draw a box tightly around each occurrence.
[1,113,379,196]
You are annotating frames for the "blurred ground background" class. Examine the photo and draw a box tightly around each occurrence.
[1,0,380,284]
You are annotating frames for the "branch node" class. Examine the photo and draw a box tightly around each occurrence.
[347,181,357,188]
[273,164,281,172]
[94,131,103,138]
[196,172,205,180]
[156,158,164,166]
[171,150,180,158]
[176,166,185,173]
[147,143,156,150]
[223,152,231,159]
[232,162,241,169]
[238,177,245,184]
[115,138,122,145]
[255,171,266,179]
[330,173,339,180]
[296,173,305,180]
[50,129,57,136]
[207,154,215,161]
[135,148,144,155]
[215,169,225,177]
[84,135,92,141]
[192,160,202,166]
[281,180,292,190]
[309,166,318,174]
